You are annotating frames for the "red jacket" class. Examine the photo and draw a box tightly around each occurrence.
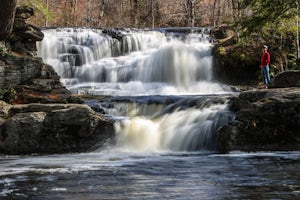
[260,51,270,67]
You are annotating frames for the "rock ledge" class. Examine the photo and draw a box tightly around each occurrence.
[0,101,114,155]
[217,87,300,153]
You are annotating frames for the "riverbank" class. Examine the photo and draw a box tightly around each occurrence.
[216,70,300,153]
[1,7,300,155]
[217,86,300,153]
[0,101,114,155]
[0,6,114,155]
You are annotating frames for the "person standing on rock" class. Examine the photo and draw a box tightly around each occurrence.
[260,45,271,89]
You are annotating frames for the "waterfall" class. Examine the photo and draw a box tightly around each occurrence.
[87,96,234,152]
[37,28,233,96]
[114,104,233,152]
[38,27,235,152]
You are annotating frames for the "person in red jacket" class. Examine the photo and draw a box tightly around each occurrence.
[260,45,271,88]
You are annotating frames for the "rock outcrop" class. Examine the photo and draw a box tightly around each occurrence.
[0,52,78,104]
[0,6,78,104]
[0,101,114,154]
[217,88,300,153]
[0,6,114,155]
[270,70,300,88]
[12,6,44,56]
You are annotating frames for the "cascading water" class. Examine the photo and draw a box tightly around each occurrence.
[0,28,300,200]
[37,28,235,152]
[85,95,234,152]
[114,101,233,152]
[37,28,232,95]
[1,28,299,200]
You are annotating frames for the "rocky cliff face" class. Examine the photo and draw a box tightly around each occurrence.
[0,6,75,104]
[0,6,114,155]
[217,87,300,153]
[0,101,114,154]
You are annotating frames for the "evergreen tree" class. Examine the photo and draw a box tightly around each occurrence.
[238,0,299,36]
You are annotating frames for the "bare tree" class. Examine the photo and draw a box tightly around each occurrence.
[151,0,155,28]
[186,0,195,27]
[23,0,221,28]
[213,0,222,27]
[146,0,162,28]
[0,0,17,40]
[296,1,300,60]
[96,0,106,27]
[131,0,139,27]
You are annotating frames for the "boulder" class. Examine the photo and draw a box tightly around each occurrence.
[4,112,47,153]
[270,70,300,88]
[0,102,114,154]
[217,88,300,153]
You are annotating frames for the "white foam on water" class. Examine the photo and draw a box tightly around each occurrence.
[37,28,233,96]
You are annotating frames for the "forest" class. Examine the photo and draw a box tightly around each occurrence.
[17,0,300,73]
[1,0,300,76]
[20,0,223,28]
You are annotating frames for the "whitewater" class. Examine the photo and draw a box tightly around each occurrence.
[0,28,299,200]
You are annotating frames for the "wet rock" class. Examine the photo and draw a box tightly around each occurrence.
[102,28,125,41]
[0,103,114,155]
[217,88,300,153]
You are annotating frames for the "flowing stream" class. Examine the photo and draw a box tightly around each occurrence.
[1,28,299,199]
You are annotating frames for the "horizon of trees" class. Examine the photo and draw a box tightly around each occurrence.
[18,0,240,29]
[1,0,299,71]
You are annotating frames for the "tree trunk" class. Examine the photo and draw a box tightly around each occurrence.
[188,0,195,27]
[45,0,49,27]
[86,0,91,27]
[97,0,106,28]
[0,0,17,40]
[213,0,221,27]
[132,0,139,27]
[151,0,155,28]
[296,1,300,60]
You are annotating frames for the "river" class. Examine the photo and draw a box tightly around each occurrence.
[0,28,299,199]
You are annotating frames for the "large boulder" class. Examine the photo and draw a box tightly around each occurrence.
[270,70,300,88]
[217,88,300,153]
[0,101,114,154]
